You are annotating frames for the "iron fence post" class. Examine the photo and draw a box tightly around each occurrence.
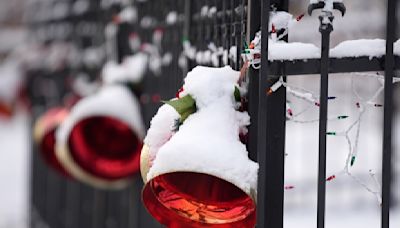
[381,0,397,227]
[257,1,286,228]
[316,15,333,228]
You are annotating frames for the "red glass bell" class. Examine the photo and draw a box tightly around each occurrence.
[140,66,258,227]
[55,85,145,188]
[142,172,256,227]
[68,116,142,180]
[34,107,70,176]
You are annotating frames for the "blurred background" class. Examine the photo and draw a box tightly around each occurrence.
[0,0,399,228]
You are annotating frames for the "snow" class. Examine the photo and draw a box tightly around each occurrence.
[0,58,22,104]
[269,40,321,61]
[251,37,394,61]
[140,16,155,28]
[0,112,30,228]
[72,0,90,15]
[183,40,196,60]
[269,11,293,31]
[330,39,386,59]
[41,42,80,71]
[72,73,101,97]
[180,66,239,109]
[118,7,138,23]
[143,104,180,161]
[229,46,238,63]
[82,46,106,68]
[394,39,400,56]
[165,11,178,24]
[102,53,148,84]
[145,66,258,198]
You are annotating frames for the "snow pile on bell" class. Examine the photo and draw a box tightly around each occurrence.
[143,66,259,199]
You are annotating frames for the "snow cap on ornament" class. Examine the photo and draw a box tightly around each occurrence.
[141,66,258,227]
[55,55,146,189]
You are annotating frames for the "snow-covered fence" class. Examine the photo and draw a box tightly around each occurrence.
[27,0,399,228]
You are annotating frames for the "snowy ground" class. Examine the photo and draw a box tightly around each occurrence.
[0,111,29,228]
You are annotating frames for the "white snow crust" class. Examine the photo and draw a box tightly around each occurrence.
[255,37,395,61]
[269,11,293,31]
[330,39,386,59]
[102,53,148,84]
[269,41,321,61]
[143,104,180,159]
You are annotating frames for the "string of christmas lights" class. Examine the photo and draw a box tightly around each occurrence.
[268,72,400,205]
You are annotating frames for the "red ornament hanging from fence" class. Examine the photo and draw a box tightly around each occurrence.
[140,66,258,227]
[55,84,145,189]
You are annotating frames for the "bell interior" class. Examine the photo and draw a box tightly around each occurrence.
[68,116,142,180]
[142,172,256,227]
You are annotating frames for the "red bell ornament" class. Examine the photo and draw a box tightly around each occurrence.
[55,84,145,189]
[33,107,70,176]
[140,66,258,227]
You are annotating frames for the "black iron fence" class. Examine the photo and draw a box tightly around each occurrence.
[28,0,398,227]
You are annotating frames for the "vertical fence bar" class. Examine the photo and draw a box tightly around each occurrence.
[382,0,396,227]
[257,0,286,228]
[64,180,80,228]
[247,0,260,162]
[316,23,331,228]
